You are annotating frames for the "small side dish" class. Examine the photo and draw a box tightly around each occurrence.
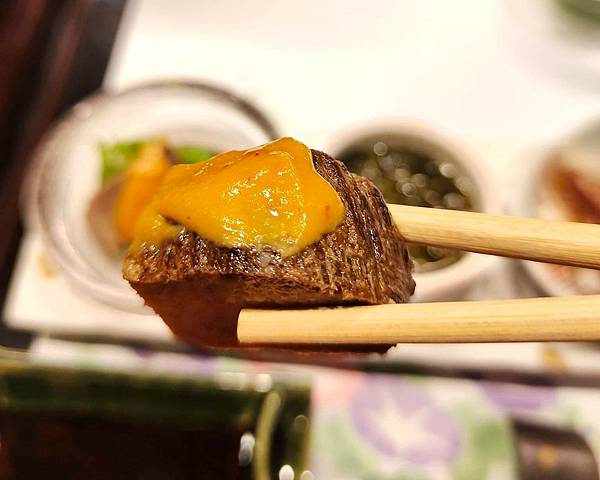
[28,82,278,318]
[531,129,600,295]
[337,140,475,273]
[325,122,499,303]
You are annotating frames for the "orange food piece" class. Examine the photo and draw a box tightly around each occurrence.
[114,140,172,241]
[131,137,345,256]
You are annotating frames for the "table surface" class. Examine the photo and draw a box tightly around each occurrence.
[7,7,600,477]
[106,0,600,167]
[6,0,600,372]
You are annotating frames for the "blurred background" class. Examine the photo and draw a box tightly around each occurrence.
[1,0,600,478]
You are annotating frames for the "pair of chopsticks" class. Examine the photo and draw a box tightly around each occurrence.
[238,205,600,345]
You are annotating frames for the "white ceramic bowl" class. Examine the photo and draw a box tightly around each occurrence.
[325,119,502,302]
[510,126,600,297]
[25,81,278,313]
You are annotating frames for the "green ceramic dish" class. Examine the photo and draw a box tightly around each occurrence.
[0,357,310,479]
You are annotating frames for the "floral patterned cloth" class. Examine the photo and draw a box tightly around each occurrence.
[30,338,600,479]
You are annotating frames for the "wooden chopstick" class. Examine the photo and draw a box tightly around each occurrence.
[237,295,600,345]
[238,206,600,345]
[389,205,600,269]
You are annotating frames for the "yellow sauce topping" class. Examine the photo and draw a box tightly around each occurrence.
[131,137,345,256]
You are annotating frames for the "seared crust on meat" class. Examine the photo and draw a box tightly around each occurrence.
[124,150,415,349]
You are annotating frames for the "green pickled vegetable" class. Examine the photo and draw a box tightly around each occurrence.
[338,141,476,273]
[174,145,215,164]
[100,141,144,185]
[99,141,215,184]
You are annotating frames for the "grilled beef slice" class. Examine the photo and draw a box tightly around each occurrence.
[123,150,415,349]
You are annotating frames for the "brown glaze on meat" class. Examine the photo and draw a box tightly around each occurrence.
[124,150,415,350]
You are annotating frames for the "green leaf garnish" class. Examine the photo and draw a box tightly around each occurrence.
[174,145,215,164]
[100,141,144,184]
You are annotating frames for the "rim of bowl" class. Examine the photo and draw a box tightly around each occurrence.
[24,79,280,226]
[23,80,280,313]
[324,118,503,301]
